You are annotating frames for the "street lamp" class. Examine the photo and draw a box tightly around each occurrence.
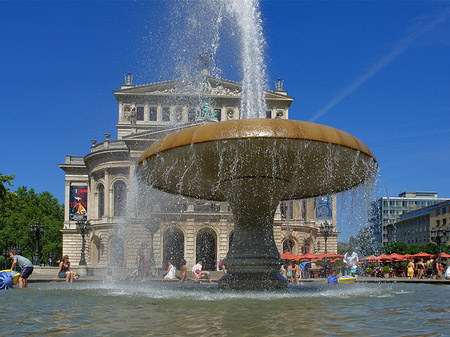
[431,227,449,264]
[319,221,334,254]
[76,220,91,265]
[319,221,334,277]
[2,249,8,269]
[30,221,44,265]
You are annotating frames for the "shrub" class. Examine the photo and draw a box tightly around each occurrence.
[382,265,391,273]
[365,267,373,275]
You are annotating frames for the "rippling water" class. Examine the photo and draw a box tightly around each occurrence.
[1,282,449,336]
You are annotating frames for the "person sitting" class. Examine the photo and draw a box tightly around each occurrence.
[179,259,188,284]
[191,261,212,283]
[164,261,177,279]
[55,255,74,283]
[327,271,338,284]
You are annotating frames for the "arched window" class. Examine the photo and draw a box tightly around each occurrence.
[98,183,104,218]
[113,180,127,216]
[283,238,295,253]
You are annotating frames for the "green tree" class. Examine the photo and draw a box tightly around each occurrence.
[0,186,64,265]
[0,172,15,201]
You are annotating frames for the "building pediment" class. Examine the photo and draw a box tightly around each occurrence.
[114,75,293,102]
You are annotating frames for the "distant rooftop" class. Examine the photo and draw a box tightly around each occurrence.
[398,191,438,198]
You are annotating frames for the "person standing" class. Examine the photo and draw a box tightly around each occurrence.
[9,249,33,289]
[444,265,450,280]
[416,258,425,279]
[407,259,415,279]
[343,247,359,276]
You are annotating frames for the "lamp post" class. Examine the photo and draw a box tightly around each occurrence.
[76,220,91,266]
[319,221,334,277]
[320,221,334,254]
[30,221,44,265]
[2,249,8,269]
[431,227,449,264]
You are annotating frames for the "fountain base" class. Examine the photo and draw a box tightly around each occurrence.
[218,271,287,290]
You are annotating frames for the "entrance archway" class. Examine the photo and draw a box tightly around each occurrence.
[90,235,101,266]
[163,227,184,270]
[196,228,217,271]
[109,236,124,267]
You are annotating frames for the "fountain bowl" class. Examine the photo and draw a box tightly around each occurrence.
[138,119,377,290]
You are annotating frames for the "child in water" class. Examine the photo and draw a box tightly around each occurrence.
[9,249,33,289]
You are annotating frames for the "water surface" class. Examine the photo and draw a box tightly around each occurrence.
[1,282,448,336]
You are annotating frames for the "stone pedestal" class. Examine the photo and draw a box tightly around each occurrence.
[217,177,288,290]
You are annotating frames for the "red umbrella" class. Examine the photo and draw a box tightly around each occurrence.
[315,253,328,260]
[389,253,408,262]
[301,253,318,261]
[377,254,393,261]
[440,252,450,258]
[327,253,344,259]
[412,252,433,259]
[363,255,379,263]
[280,251,296,260]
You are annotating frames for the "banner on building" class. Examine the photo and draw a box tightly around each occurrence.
[69,186,88,220]
[316,195,332,221]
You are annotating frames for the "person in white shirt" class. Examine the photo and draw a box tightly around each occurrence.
[445,265,450,280]
[343,247,359,276]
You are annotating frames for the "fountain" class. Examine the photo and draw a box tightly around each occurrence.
[138,118,377,289]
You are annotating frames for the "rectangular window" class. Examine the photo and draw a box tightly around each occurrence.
[162,107,171,121]
[149,107,157,121]
[436,209,441,215]
[280,202,287,219]
[136,107,144,121]
[443,218,447,225]
[188,108,196,122]
[436,220,440,226]
[214,109,221,121]
[265,111,272,118]
[443,207,447,214]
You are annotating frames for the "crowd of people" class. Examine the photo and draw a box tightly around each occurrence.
[6,247,450,290]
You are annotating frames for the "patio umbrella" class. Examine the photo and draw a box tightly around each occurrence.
[377,254,393,261]
[440,252,450,258]
[327,253,344,259]
[280,251,296,260]
[389,253,408,262]
[363,255,379,263]
[412,252,433,259]
[301,253,318,261]
[315,253,328,260]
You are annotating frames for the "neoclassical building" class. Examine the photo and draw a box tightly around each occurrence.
[59,70,338,272]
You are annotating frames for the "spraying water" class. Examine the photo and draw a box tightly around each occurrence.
[225,0,267,118]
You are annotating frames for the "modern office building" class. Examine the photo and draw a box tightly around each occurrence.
[368,191,449,247]
[385,199,450,246]
[59,69,338,273]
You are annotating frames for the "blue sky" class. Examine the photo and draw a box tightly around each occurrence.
[1,0,450,211]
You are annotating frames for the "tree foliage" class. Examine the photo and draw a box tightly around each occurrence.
[0,172,15,201]
[380,242,446,255]
[0,184,64,267]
